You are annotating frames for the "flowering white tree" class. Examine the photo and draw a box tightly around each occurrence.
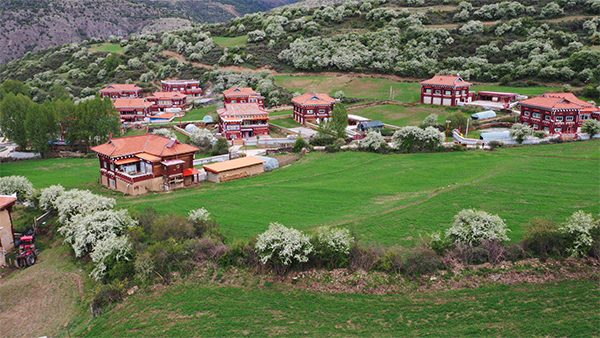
[255,222,313,268]
[560,210,599,257]
[0,176,35,202]
[313,227,354,255]
[581,119,600,138]
[55,189,115,224]
[459,20,484,36]
[358,131,387,152]
[152,128,176,139]
[39,184,65,211]
[189,128,214,148]
[248,30,267,42]
[509,123,533,143]
[188,208,211,223]
[89,234,133,280]
[391,126,443,152]
[446,209,511,245]
[422,114,439,127]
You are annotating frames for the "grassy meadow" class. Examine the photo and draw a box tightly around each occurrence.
[2,140,598,247]
[269,117,301,129]
[213,35,249,48]
[348,104,472,127]
[88,42,125,54]
[182,104,218,122]
[79,280,599,337]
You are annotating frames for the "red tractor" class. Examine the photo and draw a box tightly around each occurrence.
[14,235,38,268]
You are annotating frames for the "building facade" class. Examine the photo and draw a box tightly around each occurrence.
[100,84,143,100]
[223,87,265,108]
[161,80,202,98]
[519,92,595,135]
[420,75,473,106]
[147,92,187,112]
[217,103,270,140]
[113,98,154,122]
[91,134,200,195]
[0,195,17,267]
[204,156,265,183]
[292,93,337,124]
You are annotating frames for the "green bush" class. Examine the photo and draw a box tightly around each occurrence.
[373,248,404,273]
[401,245,443,277]
[293,137,308,153]
[521,218,566,259]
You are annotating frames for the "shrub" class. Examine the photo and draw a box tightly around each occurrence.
[152,128,175,139]
[310,133,337,146]
[350,242,383,271]
[91,280,127,316]
[0,175,35,202]
[188,208,222,239]
[311,227,354,269]
[560,210,599,257]
[521,218,566,259]
[459,20,484,36]
[533,130,546,139]
[509,123,532,144]
[401,245,443,276]
[134,252,155,283]
[55,189,116,224]
[581,119,600,138]
[255,222,313,273]
[392,126,444,153]
[422,113,439,128]
[359,131,388,153]
[487,140,501,150]
[211,137,230,156]
[39,184,65,211]
[446,209,510,246]
[373,248,404,273]
[293,137,308,153]
[188,128,214,148]
[150,214,195,242]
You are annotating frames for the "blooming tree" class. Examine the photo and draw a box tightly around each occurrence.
[358,131,387,152]
[255,222,313,268]
[581,119,600,138]
[152,128,176,139]
[188,208,211,223]
[509,123,533,143]
[392,126,444,152]
[446,209,511,245]
[55,189,116,224]
[89,233,133,280]
[0,175,35,202]
[189,128,214,148]
[39,184,65,211]
[313,227,354,255]
[560,210,599,257]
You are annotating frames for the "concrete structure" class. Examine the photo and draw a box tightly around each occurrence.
[147,92,187,113]
[471,110,497,120]
[161,79,202,98]
[0,195,17,267]
[292,93,337,124]
[217,103,270,140]
[204,156,265,183]
[100,84,142,100]
[519,92,596,135]
[91,134,199,195]
[420,75,473,106]
[223,87,265,108]
[113,98,154,122]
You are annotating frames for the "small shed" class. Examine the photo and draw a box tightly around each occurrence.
[357,120,384,132]
[471,110,497,120]
[348,114,372,126]
[480,131,511,141]
[204,156,265,183]
[254,156,279,172]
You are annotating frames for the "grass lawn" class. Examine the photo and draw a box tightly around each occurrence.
[349,104,472,127]
[182,104,218,122]
[123,128,148,137]
[88,42,124,54]
[79,280,599,337]
[471,84,560,96]
[269,109,293,117]
[270,117,302,129]
[213,35,249,48]
[3,141,597,247]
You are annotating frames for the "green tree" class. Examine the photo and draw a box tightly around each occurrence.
[105,54,121,73]
[68,97,121,149]
[212,137,230,155]
[0,80,31,100]
[25,101,58,157]
[581,119,600,138]
[0,93,32,149]
[330,103,348,138]
[509,123,533,144]
[50,84,71,101]
[446,112,468,132]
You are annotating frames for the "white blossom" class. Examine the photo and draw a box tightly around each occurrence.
[446,209,511,245]
[188,208,211,223]
[255,222,313,266]
[55,189,115,224]
[0,176,35,202]
[39,184,65,211]
[313,227,354,255]
[560,211,599,257]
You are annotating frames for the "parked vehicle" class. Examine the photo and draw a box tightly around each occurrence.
[14,235,39,268]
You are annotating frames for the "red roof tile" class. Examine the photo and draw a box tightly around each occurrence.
[147,92,187,100]
[223,87,259,97]
[0,196,17,210]
[91,134,199,158]
[100,84,142,92]
[113,98,154,109]
[292,93,337,106]
[520,93,594,110]
[420,75,472,87]
[217,103,269,117]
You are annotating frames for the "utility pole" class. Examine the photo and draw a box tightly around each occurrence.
[446,120,451,142]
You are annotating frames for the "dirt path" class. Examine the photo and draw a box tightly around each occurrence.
[0,245,85,337]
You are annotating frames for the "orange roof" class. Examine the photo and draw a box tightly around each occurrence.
[223,87,258,97]
[136,152,162,162]
[113,98,154,109]
[520,93,594,110]
[114,157,140,165]
[0,196,17,210]
[204,156,265,173]
[217,103,269,117]
[420,75,472,87]
[151,113,175,120]
[183,168,201,176]
[91,134,199,158]
[292,93,337,106]
[100,84,142,92]
[148,92,187,100]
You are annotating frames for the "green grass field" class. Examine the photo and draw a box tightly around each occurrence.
[269,109,293,117]
[348,104,471,127]
[274,75,560,103]
[182,105,218,122]
[88,42,125,54]
[3,141,598,246]
[270,117,301,129]
[79,280,599,337]
[213,35,249,48]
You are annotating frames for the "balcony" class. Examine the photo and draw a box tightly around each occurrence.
[115,171,153,183]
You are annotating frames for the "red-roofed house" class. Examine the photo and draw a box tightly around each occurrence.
[0,195,17,267]
[217,103,270,140]
[100,84,143,100]
[146,92,188,113]
[90,134,200,195]
[113,98,155,122]
[420,75,473,106]
[519,92,596,135]
[161,80,203,98]
[223,87,265,108]
[292,93,337,124]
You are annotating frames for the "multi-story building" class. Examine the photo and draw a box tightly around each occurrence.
[113,98,154,122]
[100,84,143,100]
[161,80,203,98]
[91,134,200,195]
[519,92,595,135]
[292,93,337,124]
[420,75,473,106]
[223,87,265,108]
[217,103,269,140]
[146,92,187,113]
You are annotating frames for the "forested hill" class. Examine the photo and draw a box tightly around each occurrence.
[1,0,600,104]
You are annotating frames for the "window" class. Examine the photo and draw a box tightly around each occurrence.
[232,100,237,103]
[445,90,452,95]
[555,128,562,133]
[523,121,528,126]
[555,116,563,121]
[544,115,551,121]
[532,113,541,118]
[523,111,530,116]
[566,116,574,121]
[434,89,441,94]
[319,109,325,114]
[533,124,539,129]
[463,89,467,95]
[241,100,247,103]
[307,109,313,114]
[109,179,116,188]
[544,127,549,131]
[425,88,432,93]
[581,114,590,120]
[110,163,114,171]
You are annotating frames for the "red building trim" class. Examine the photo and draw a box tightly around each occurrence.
[420,75,472,106]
